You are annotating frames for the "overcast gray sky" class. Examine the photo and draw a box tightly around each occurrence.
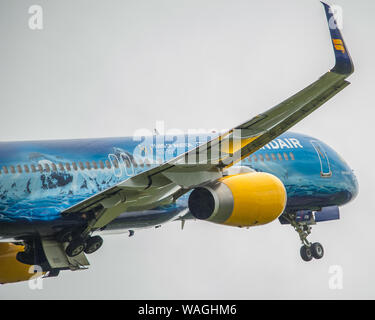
[0,0,374,299]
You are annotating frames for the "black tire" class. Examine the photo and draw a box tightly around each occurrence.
[65,238,86,257]
[84,236,103,254]
[300,245,313,262]
[311,242,324,259]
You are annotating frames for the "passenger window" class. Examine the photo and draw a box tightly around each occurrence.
[92,161,98,170]
[112,158,119,169]
[2,166,8,174]
[283,152,289,161]
[259,154,264,162]
[65,163,71,171]
[58,163,64,171]
[85,161,91,170]
[44,164,50,172]
[121,155,131,168]
[38,164,43,172]
[289,152,295,160]
[10,166,16,174]
[105,160,111,169]
[17,165,22,173]
[265,154,270,161]
[253,155,258,162]
[78,162,85,170]
[51,163,57,171]
[271,153,277,161]
[31,164,36,173]
[24,165,30,173]
[72,162,78,171]
[99,160,105,169]
[277,153,283,161]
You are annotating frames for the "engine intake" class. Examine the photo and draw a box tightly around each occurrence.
[188,172,287,227]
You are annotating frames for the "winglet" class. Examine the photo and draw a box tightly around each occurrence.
[321,2,354,75]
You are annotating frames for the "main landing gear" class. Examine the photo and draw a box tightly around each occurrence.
[283,213,324,262]
[56,229,103,257]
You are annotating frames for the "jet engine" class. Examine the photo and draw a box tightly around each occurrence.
[188,172,287,227]
[0,243,37,284]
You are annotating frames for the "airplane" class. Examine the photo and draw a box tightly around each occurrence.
[0,2,357,284]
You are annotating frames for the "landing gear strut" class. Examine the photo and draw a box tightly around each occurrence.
[283,212,325,262]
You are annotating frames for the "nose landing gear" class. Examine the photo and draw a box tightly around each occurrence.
[299,242,324,262]
[311,242,324,259]
[284,213,325,262]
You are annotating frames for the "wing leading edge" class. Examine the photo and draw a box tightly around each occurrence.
[62,2,354,231]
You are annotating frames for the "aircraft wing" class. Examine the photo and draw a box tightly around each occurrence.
[62,2,354,230]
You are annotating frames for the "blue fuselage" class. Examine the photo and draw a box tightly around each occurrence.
[0,132,358,240]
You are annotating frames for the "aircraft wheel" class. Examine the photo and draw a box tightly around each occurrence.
[66,238,86,257]
[300,245,313,262]
[311,242,324,259]
[84,236,103,254]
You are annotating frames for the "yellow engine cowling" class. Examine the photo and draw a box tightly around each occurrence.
[0,243,36,284]
[188,172,287,227]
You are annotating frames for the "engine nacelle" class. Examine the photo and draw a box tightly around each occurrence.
[0,243,36,285]
[188,172,287,227]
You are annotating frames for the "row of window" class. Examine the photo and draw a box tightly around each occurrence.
[0,158,154,175]
[248,152,295,162]
[0,152,296,175]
